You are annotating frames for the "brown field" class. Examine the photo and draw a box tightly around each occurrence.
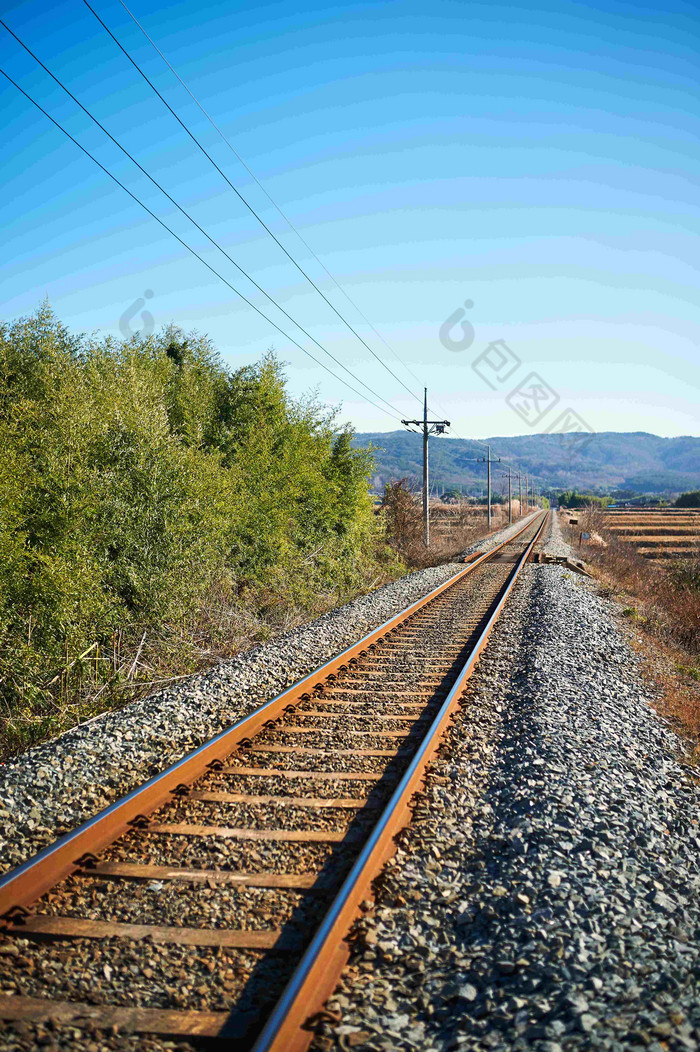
[565,507,700,561]
[603,508,700,560]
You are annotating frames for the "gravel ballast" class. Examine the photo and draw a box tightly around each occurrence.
[4,509,694,1051]
[1,514,537,876]
[545,507,577,559]
[315,557,700,1052]
[459,510,539,557]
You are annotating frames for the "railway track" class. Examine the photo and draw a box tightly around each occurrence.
[0,512,548,1051]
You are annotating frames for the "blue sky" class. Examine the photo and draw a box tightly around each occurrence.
[1,0,698,438]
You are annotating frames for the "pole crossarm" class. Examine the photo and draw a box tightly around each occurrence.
[401,390,450,548]
[401,420,451,434]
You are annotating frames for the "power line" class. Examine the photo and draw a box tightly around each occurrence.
[441,418,466,440]
[92,1,465,435]
[83,0,426,412]
[0,63,401,423]
[117,0,430,404]
[1,19,404,422]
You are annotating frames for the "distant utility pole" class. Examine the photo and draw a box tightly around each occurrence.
[402,389,450,548]
[498,470,515,524]
[476,445,501,530]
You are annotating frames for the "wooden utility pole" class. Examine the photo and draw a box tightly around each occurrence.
[423,395,429,541]
[498,469,514,524]
[402,390,450,547]
[476,445,500,529]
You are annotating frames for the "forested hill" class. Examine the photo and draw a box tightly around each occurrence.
[352,430,700,495]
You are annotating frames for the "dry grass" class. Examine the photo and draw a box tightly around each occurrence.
[382,479,521,568]
[562,510,700,757]
[570,509,700,653]
[599,508,700,562]
[0,566,404,761]
[617,627,700,765]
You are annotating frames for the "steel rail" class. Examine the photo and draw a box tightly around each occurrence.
[251,511,548,1052]
[0,512,542,918]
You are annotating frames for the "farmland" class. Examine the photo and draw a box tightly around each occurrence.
[601,508,700,561]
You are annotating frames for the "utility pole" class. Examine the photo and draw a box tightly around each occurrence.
[498,469,514,524]
[402,389,450,547]
[476,445,501,530]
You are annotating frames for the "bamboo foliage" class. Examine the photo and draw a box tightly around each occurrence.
[0,304,400,756]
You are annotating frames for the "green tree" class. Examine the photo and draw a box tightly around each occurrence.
[558,490,611,509]
[0,306,396,755]
[676,491,700,508]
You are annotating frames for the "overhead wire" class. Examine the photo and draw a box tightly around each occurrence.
[458,439,535,503]
[113,2,467,438]
[0,19,407,422]
[0,62,401,423]
[83,0,428,415]
[116,0,431,403]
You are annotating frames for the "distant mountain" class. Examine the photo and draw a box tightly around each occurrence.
[351,430,700,496]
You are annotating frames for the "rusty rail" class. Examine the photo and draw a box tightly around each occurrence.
[251,511,548,1052]
[0,511,547,1046]
[0,513,542,918]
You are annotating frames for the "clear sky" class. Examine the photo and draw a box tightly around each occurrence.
[1,0,698,439]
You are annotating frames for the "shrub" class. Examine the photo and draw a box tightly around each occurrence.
[0,304,399,755]
[381,478,512,567]
[558,490,611,509]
